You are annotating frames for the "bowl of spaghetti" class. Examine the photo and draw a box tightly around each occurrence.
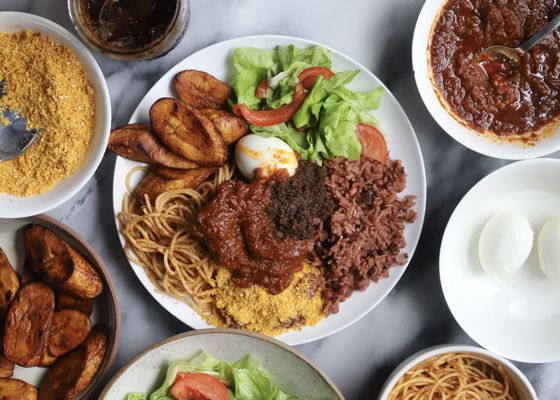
[378,345,536,400]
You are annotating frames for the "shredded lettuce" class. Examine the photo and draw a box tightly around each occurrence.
[127,350,306,400]
[231,45,384,164]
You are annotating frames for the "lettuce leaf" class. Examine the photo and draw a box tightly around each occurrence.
[232,44,385,163]
[127,350,304,400]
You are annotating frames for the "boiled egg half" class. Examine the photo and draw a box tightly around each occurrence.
[478,212,533,275]
[538,217,560,282]
[235,134,298,181]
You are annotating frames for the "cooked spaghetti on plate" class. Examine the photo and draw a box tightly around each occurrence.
[112,44,417,336]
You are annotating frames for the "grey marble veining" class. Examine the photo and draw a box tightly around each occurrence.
[1,0,560,398]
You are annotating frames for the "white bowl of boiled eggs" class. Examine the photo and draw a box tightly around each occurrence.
[440,158,560,363]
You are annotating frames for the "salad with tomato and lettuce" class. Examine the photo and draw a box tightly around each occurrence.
[231,44,388,164]
[126,350,305,400]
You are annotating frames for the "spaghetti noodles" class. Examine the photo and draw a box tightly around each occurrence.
[117,164,234,317]
[387,352,520,400]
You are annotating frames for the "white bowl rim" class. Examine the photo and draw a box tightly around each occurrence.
[411,0,560,160]
[439,157,560,364]
[99,328,345,400]
[0,11,111,218]
[378,344,537,400]
[112,33,427,346]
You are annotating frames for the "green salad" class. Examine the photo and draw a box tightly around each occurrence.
[231,44,385,164]
[127,350,303,400]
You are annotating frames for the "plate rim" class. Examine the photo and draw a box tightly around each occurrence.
[439,158,560,363]
[98,328,345,400]
[112,34,427,345]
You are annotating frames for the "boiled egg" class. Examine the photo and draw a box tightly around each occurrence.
[538,217,560,282]
[478,212,533,275]
[235,134,298,181]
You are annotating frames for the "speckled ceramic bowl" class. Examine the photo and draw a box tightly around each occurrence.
[99,329,344,399]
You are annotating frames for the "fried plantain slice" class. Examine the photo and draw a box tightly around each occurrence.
[135,168,217,204]
[38,346,86,400]
[199,108,248,144]
[174,69,233,109]
[23,225,103,300]
[48,309,91,357]
[0,248,19,318]
[71,325,107,396]
[3,282,55,367]
[21,257,38,286]
[108,125,200,169]
[150,98,227,166]
[0,328,14,378]
[39,350,57,367]
[56,292,94,317]
[0,378,38,399]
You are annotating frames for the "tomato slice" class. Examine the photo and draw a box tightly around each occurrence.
[355,123,388,164]
[233,82,306,127]
[298,66,334,90]
[255,79,268,99]
[170,372,228,400]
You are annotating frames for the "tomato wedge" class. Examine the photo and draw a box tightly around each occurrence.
[298,66,334,90]
[255,79,268,99]
[170,372,228,400]
[355,123,388,164]
[233,82,306,127]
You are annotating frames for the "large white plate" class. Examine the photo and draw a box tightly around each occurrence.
[112,35,426,345]
[99,329,343,399]
[440,159,560,363]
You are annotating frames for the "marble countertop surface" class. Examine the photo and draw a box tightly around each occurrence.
[2,0,560,398]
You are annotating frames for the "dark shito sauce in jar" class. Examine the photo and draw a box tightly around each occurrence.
[68,0,189,60]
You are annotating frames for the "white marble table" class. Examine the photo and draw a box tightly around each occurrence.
[3,0,560,398]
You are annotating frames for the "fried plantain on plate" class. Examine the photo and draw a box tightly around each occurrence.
[38,345,86,400]
[0,327,14,378]
[150,98,227,166]
[0,378,38,400]
[3,282,55,367]
[199,108,248,144]
[134,167,217,204]
[23,225,103,300]
[56,292,94,317]
[71,325,107,396]
[39,350,57,367]
[174,69,233,109]
[48,309,91,357]
[21,257,38,286]
[109,124,200,169]
[0,248,19,318]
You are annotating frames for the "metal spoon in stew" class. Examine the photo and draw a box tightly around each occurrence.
[477,13,560,65]
[0,81,39,161]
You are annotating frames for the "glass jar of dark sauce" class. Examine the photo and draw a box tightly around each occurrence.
[68,0,189,60]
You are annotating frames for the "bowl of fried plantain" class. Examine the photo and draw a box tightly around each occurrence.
[0,215,120,400]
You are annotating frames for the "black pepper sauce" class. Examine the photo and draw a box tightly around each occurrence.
[82,0,177,51]
[430,0,560,138]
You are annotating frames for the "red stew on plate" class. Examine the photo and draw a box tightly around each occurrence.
[430,0,560,140]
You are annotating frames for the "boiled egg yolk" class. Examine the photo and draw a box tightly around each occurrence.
[538,217,560,282]
[235,134,298,181]
[478,212,533,275]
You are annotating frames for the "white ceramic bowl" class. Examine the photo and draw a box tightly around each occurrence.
[99,329,344,400]
[440,158,560,363]
[412,0,560,159]
[0,12,110,217]
[378,345,537,400]
[112,35,426,345]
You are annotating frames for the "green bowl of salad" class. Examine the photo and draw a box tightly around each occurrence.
[99,329,343,400]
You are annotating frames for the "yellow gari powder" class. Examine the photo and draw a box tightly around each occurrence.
[210,264,325,336]
[0,31,95,196]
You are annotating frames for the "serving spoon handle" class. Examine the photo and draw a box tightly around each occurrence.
[519,13,560,52]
